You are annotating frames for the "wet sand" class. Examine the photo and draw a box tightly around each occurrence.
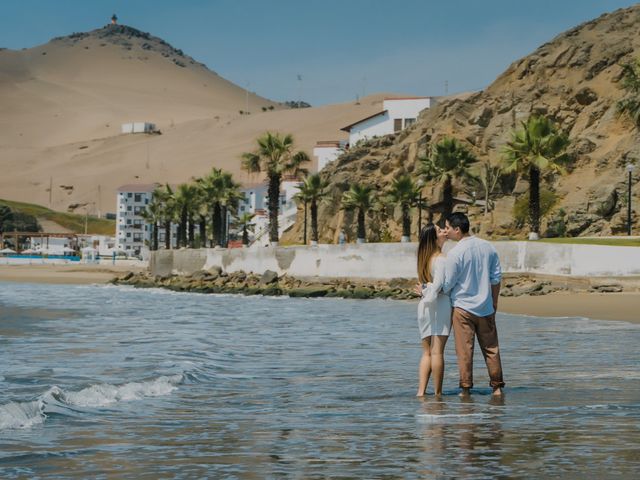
[1,264,638,323]
[0,264,144,285]
[499,292,640,324]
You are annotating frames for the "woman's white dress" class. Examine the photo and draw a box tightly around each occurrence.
[417,255,452,339]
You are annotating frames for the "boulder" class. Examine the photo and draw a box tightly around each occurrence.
[260,270,279,285]
[288,286,332,298]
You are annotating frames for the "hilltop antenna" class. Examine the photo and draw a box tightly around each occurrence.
[297,74,302,106]
[445,80,449,96]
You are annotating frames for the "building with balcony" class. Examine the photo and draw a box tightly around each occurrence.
[116,184,158,255]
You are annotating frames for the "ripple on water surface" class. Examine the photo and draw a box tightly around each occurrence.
[0,283,638,478]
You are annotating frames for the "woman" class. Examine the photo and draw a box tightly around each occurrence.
[415,223,451,397]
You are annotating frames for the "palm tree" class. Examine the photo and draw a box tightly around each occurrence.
[141,194,163,250]
[341,183,375,243]
[503,115,570,238]
[386,175,421,242]
[236,212,254,247]
[198,169,244,247]
[295,174,329,245]
[173,183,199,248]
[220,177,244,248]
[241,132,310,245]
[294,187,311,245]
[153,184,175,249]
[617,58,640,127]
[419,137,476,221]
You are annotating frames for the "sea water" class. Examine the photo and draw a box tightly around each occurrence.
[0,282,638,478]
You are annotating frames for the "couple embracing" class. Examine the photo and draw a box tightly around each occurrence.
[415,212,505,397]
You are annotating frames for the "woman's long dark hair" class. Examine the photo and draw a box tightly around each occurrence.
[417,223,439,284]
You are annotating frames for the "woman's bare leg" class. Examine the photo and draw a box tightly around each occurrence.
[417,337,432,396]
[430,335,449,396]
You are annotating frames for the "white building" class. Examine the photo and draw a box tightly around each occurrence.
[340,97,434,146]
[116,184,157,256]
[238,178,303,247]
[313,140,347,172]
[121,122,157,134]
[238,182,268,216]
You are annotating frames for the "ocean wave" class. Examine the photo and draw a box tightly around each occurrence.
[0,374,183,431]
[0,400,46,430]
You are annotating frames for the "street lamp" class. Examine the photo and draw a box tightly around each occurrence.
[417,179,425,236]
[626,163,636,236]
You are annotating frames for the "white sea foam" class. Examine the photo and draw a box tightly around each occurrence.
[0,400,45,430]
[0,374,183,430]
[57,375,183,407]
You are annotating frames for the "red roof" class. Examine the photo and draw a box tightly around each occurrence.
[340,110,387,132]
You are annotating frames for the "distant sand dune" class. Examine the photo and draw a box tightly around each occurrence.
[0,25,393,214]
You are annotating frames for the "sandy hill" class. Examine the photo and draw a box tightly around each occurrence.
[283,4,640,243]
[0,24,391,214]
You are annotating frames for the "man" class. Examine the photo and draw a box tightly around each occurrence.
[442,212,505,396]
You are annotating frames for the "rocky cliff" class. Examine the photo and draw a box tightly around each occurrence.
[283,5,640,243]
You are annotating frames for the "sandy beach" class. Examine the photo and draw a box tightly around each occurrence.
[1,264,638,323]
[0,264,144,285]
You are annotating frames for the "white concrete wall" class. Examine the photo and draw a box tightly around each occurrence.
[152,241,640,279]
[383,98,432,121]
[349,112,391,145]
[314,145,342,171]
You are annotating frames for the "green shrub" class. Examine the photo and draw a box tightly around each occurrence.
[513,189,557,228]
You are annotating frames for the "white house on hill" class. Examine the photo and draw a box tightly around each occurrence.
[313,140,347,171]
[121,122,156,134]
[340,97,434,146]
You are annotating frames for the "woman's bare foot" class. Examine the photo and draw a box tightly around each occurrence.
[416,391,426,397]
[459,387,471,397]
[492,387,503,396]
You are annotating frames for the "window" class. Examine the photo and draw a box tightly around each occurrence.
[126,232,131,238]
[394,118,403,132]
[133,233,143,242]
[127,206,132,212]
[126,219,132,225]
[127,193,132,198]
[134,193,142,202]
[404,118,416,128]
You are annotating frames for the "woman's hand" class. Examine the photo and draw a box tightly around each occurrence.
[414,283,424,296]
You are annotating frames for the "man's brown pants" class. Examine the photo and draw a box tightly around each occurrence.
[452,307,505,390]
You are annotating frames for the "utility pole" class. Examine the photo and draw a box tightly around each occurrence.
[97,184,102,218]
[297,75,302,106]
[246,81,250,113]
[48,176,53,207]
[445,80,449,96]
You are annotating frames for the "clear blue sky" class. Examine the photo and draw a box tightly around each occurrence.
[2,0,637,105]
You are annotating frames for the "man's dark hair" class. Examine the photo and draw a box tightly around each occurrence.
[447,212,470,233]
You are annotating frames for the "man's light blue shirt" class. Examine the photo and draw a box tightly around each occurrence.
[442,236,502,317]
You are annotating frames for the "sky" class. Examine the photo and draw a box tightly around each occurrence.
[2,0,638,105]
